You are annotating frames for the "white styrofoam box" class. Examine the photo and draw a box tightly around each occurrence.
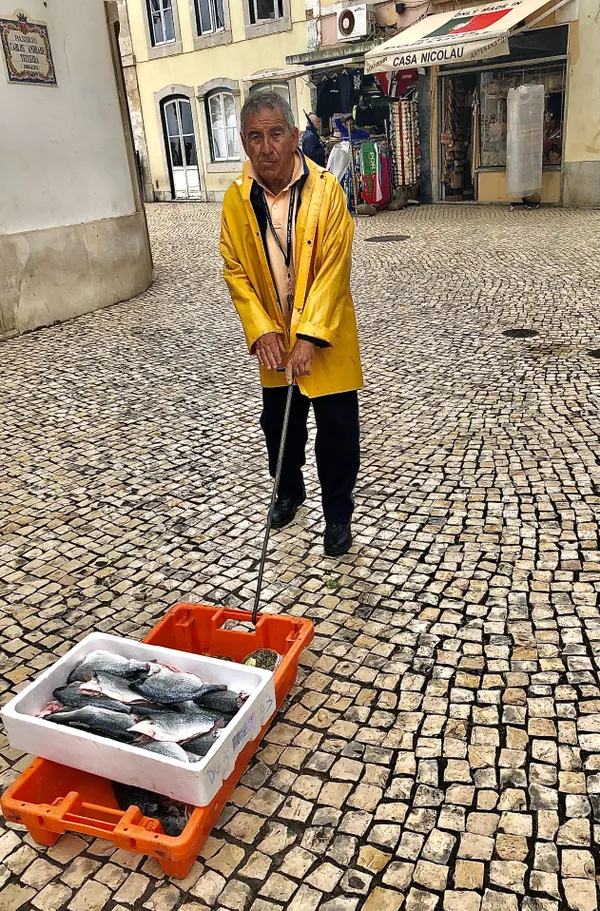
[1,633,277,807]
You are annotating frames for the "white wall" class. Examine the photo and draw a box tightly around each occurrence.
[0,0,136,234]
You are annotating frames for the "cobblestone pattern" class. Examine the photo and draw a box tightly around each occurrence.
[1,202,600,911]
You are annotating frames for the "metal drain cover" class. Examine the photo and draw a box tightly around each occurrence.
[503,328,539,339]
[365,235,410,243]
[587,349,600,359]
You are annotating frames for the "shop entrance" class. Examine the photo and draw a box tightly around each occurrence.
[440,74,478,202]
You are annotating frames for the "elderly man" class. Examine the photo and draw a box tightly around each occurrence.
[220,92,362,557]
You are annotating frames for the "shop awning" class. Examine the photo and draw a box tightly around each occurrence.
[364,0,561,74]
[243,56,365,83]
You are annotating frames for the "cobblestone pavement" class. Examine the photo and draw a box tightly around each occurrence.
[2,202,600,911]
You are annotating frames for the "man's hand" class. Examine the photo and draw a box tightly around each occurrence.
[286,339,315,385]
[255,332,286,370]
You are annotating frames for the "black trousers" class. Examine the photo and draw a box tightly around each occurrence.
[260,386,360,524]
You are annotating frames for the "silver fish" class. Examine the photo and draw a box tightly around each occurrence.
[194,689,246,715]
[134,740,193,763]
[129,708,222,743]
[80,673,149,706]
[179,702,234,728]
[67,650,149,684]
[131,667,225,705]
[53,684,133,714]
[48,706,136,742]
[185,731,221,757]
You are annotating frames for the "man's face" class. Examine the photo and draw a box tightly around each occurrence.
[242,107,299,187]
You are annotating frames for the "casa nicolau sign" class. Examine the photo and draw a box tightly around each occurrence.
[0,10,56,85]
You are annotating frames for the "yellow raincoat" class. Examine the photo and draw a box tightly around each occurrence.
[220,158,363,399]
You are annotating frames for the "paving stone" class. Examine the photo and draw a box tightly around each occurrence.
[457,833,494,860]
[284,885,321,911]
[382,861,415,890]
[454,860,483,889]
[489,860,527,893]
[0,884,37,911]
[68,880,112,911]
[114,871,149,904]
[31,883,73,911]
[494,834,528,860]
[563,879,598,911]
[362,887,404,911]
[414,859,448,891]
[444,893,481,911]
[530,871,560,899]
[21,857,62,889]
[481,891,518,911]
[561,849,596,878]
[405,888,438,911]
[422,829,455,864]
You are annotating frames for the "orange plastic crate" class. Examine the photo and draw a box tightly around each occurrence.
[1,604,313,878]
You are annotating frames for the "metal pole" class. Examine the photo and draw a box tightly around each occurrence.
[252,379,295,625]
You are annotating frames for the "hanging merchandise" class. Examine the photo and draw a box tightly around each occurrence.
[442,77,469,193]
[390,100,420,189]
[471,93,481,180]
[327,141,351,183]
[316,76,331,124]
[328,73,341,118]
[337,69,354,114]
[506,83,544,198]
[360,142,378,206]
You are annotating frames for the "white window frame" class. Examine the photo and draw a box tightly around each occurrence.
[249,81,291,107]
[248,0,283,25]
[194,0,225,35]
[147,0,176,46]
[207,91,241,163]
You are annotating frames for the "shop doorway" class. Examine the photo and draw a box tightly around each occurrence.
[162,97,202,200]
[440,74,478,202]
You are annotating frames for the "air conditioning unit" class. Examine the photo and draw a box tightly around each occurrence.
[337,4,375,42]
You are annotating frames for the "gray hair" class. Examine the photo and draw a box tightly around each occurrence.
[241,90,296,136]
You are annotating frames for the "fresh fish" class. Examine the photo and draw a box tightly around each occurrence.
[48,706,136,742]
[134,740,193,763]
[67,650,149,684]
[80,673,149,706]
[131,666,225,705]
[53,683,133,714]
[194,689,247,715]
[185,731,221,757]
[243,648,282,672]
[38,700,63,718]
[134,703,183,719]
[129,708,224,743]
[178,701,235,727]
[112,782,192,837]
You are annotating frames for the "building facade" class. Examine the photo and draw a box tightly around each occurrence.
[119,0,313,202]
[280,0,600,207]
[0,0,153,340]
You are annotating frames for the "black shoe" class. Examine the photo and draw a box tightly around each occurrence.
[271,491,306,529]
[324,522,352,557]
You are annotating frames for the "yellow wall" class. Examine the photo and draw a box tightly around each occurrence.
[127,0,311,199]
[564,0,600,165]
[478,170,562,204]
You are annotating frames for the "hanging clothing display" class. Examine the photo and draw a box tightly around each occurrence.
[337,69,354,114]
[390,100,420,188]
[338,138,392,212]
[442,76,469,191]
[316,76,332,122]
